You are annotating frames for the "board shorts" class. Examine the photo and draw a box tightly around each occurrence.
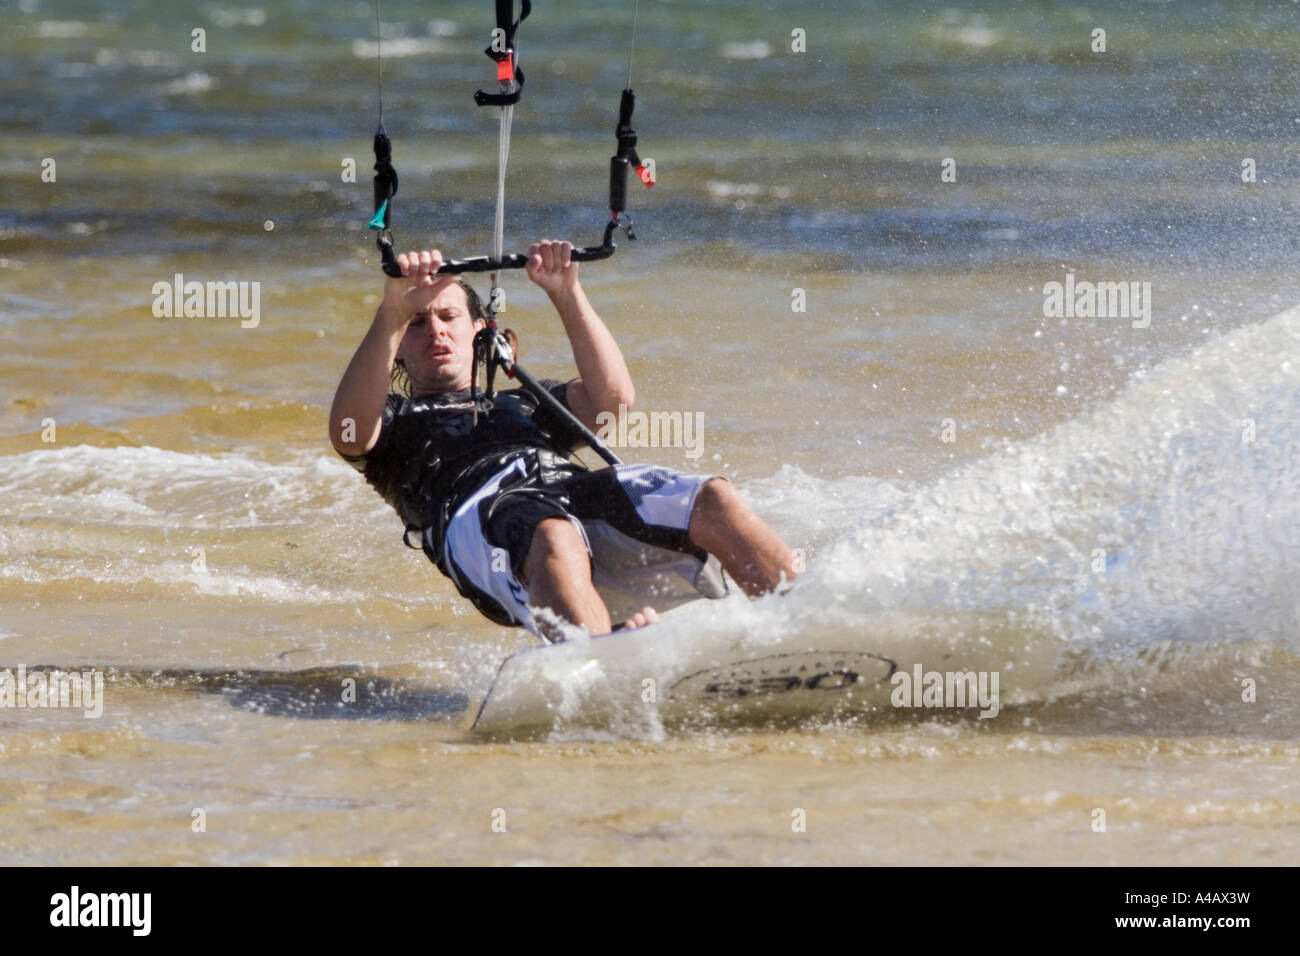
[438,450,729,639]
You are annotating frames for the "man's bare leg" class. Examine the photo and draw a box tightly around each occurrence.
[520,478,791,641]
[520,517,658,641]
[687,478,797,596]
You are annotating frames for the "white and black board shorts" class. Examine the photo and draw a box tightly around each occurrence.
[440,451,729,640]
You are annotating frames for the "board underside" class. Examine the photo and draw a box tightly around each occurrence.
[468,611,1048,736]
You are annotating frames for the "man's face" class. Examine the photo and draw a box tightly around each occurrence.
[397,281,484,395]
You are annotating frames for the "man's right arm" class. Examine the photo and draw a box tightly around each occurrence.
[328,302,409,458]
[330,249,448,458]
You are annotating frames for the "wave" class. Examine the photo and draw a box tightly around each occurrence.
[0,445,397,604]
[514,304,1300,737]
[798,302,1300,652]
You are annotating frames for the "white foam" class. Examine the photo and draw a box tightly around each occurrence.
[0,556,371,605]
[209,7,266,28]
[569,305,1298,683]
[35,20,95,38]
[0,445,403,604]
[720,41,771,60]
[0,445,385,527]
[351,37,446,60]
[157,72,216,95]
[798,304,1300,653]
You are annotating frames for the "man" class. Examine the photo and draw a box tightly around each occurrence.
[329,239,798,642]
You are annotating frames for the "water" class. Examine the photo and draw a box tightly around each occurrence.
[1,0,1298,864]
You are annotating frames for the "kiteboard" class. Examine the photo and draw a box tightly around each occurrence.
[467,609,1051,737]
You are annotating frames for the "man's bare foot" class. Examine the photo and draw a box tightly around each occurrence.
[620,606,659,631]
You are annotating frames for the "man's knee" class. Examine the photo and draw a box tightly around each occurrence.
[691,477,738,529]
[521,517,588,585]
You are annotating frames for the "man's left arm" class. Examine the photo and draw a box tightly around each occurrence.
[525,239,634,433]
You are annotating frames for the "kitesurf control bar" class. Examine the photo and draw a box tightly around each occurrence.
[369,77,649,277]
[371,84,649,277]
[378,218,628,278]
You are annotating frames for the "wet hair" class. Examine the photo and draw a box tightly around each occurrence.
[390,277,487,397]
